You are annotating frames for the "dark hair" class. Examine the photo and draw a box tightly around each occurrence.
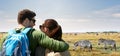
[53,26,62,40]
[43,19,58,30]
[17,9,36,24]
[39,19,62,41]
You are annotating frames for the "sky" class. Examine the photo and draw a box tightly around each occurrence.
[0,0,120,32]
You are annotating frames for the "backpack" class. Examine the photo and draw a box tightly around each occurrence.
[1,28,31,56]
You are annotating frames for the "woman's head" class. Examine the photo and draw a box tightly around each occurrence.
[39,19,62,40]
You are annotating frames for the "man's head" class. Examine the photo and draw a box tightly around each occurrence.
[17,9,36,27]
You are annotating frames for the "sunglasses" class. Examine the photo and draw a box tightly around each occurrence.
[31,19,36,23]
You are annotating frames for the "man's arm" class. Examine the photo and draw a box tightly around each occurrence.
[32,30,69,52]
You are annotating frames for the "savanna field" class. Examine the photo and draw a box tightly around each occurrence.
[0,32,120,56]
[62,32,120,56]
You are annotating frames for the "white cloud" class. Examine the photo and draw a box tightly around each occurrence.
[93,5,120,18]
[77,19,91,22]
[6,19,17,23]
[0,10,16,20]
[112,13,120,18]
[55,18,91,23]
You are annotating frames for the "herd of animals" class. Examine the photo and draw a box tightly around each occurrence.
[73,38,117,51]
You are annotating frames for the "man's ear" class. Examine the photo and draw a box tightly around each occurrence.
[25,18,29,21]
[22,18,29,25]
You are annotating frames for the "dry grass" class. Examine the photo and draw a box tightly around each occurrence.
[62,33,120,56]
[0,33,7,50]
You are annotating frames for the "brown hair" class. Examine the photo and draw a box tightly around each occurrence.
[17,9,36,24]
[39,19,62,41]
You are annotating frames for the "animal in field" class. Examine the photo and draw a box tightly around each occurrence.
[73,40,92,51]
[98,38,116,51]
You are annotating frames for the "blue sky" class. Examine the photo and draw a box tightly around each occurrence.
[0,0,120,32]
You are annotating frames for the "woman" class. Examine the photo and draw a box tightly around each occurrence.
[39,19,70,56]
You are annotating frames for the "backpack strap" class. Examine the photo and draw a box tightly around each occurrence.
[22,28,31,34]
[21,27,31,45]
[21,28,31,56]
[8,29,16,35]
[8,28,31,37]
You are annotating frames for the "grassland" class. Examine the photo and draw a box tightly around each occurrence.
[0,32,7,50]
[62,32,120,56]
[0,32,120,56]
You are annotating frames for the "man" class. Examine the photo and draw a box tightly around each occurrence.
[2,9,69,56]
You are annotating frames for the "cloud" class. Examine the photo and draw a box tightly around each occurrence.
[112,13,120,18]
[6,19,16,23]
[55,18,91,23]
[93,5,120,18]
[0,10,15,20]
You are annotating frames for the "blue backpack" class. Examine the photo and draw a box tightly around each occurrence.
[1,28,31,56]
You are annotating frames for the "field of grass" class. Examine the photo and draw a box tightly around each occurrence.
[62,33,120,56]
[0,33,7,51]
[0,32,120,56]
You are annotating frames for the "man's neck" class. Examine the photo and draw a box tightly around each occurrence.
[18,24,25,28]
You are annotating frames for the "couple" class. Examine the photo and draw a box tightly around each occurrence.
[1,9,70,56]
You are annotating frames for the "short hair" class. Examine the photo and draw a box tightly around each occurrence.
[17,9,36,24]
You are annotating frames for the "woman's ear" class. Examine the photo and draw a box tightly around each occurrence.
[39,25,42,29]
[39,25,45,32]
[44,27,49,32]
[40,25,49,33]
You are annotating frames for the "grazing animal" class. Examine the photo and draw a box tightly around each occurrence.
[98,38,116,51]
[73,40,92,51]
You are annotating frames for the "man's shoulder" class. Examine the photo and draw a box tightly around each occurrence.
[27,28,44,35]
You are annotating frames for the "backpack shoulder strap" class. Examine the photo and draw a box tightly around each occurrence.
[8,29,16,35]
[21,28,31,56]
[22,28,31,34]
